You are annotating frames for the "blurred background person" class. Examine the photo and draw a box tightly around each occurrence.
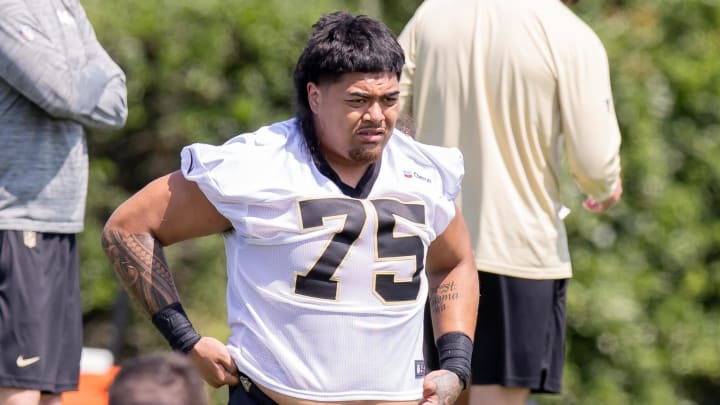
[399,0,623,404]
[0,0,127,404]
[108,352,208,405]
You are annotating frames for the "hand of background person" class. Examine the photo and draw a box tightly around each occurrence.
[188,336,240,388]
[583,178,623,213]
[418,369,462,405]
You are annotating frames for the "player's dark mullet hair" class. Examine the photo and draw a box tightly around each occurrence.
[293,11,405,157]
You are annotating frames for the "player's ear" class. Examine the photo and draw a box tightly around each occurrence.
[307,82,321,113]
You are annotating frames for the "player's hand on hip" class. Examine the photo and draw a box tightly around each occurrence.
[418,369,462,405]
[188,336,241,387]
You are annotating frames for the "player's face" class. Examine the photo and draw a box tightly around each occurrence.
[308,71,399,169]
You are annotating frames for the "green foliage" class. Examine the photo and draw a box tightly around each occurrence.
[79,1,720,404]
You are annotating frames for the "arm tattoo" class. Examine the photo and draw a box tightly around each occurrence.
[101,229,181,316]
[429,281,460,315]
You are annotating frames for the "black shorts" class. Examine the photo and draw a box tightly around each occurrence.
[471,272,567,393]
[0,230,82,393]
[228,372,278,405]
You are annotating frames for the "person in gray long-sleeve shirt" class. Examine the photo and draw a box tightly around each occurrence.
[0,0,127,403]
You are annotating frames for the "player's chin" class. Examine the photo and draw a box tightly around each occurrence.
[350,145,382,163]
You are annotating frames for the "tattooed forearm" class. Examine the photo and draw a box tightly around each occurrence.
[429,281,460,314]
[101,229,181,316]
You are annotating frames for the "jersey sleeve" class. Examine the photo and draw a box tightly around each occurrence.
[425,144,464,201]
[411,138,464,236]
[180,141,244,221]
[180,129,281,219]
[556,29,622,202]
[180,121,301,219]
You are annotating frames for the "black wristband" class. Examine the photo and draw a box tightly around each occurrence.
[436,332,473,389]
[151,303,201,353]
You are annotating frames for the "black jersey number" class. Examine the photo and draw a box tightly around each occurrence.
[294,198,426,303]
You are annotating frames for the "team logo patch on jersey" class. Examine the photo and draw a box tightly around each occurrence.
[415,360,426,378]
[402,170,432,183]
[17,25,35,41]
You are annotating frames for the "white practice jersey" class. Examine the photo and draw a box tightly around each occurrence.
[181,118,463,401]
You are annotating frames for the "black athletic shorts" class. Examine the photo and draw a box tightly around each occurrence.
[228,372,278,405]
[471,271,567,393]
[0,230,82,393]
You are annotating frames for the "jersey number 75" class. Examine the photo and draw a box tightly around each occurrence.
[294,197,426,304]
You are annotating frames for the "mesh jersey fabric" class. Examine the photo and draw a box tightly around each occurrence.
[181,118,463,401]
